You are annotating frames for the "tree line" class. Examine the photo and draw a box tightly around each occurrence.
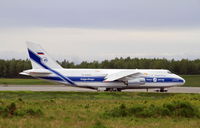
[0,57,200,78]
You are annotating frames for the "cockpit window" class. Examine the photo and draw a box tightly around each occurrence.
[167,71,172,74]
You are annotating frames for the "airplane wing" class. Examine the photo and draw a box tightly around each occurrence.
[104,70,141,82]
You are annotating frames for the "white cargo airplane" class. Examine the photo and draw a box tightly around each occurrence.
[20,42,185,92]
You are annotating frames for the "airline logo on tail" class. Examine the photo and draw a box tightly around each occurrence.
[42,57,48,63]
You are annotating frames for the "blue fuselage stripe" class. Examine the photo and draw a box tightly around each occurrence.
[39,76,105,82]
[145,77,184,83]
[38,76,184,83]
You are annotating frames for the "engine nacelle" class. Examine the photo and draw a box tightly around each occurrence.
[127,78,145,86]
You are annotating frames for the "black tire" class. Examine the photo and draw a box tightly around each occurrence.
[117,88,122,92]
[160,88,166,92]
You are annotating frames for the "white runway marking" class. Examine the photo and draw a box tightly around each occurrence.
[0,85,200,93]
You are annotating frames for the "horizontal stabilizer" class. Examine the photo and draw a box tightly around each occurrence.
[20,70,52,76]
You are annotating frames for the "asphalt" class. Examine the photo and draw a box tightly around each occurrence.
[0,85,200,93]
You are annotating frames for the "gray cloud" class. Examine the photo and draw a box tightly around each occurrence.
[0,0,199,62]
[0,0,199,28]
[0,27,199,62]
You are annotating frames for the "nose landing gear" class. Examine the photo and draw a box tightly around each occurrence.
[155,88,168,92]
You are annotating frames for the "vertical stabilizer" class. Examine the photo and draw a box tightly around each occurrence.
[26,42,62,69]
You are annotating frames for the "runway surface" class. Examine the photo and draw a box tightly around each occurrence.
[0,85,200,93]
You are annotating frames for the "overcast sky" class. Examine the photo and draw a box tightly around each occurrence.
[0,0,200,63]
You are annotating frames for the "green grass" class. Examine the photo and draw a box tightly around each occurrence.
[0,92,199,128]
[181,75,200,87]
[0,75,200,87]
[0,78,56,85]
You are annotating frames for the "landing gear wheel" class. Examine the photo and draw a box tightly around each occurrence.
[155,88,168,92]
[105,88,122,92]
[116,88,122,92]
[160,88,168,92]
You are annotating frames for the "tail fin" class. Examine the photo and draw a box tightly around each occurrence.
[25,42,76,86]
[26,42,62,69]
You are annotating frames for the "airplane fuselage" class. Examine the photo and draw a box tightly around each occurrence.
[22,68,185,90]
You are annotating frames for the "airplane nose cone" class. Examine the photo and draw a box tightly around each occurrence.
[182,78,186,84]
[174,75,185,86]
[179,76,185,85]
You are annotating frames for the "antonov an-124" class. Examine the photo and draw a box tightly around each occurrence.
[20,42,185,92]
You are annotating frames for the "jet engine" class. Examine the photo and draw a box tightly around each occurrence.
[127,78,145,86]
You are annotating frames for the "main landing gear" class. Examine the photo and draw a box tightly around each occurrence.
[105,88,122,92]
[155,88,168,92]
[97,88,122,92]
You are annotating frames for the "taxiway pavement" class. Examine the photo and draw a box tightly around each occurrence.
[0,85,200,93]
